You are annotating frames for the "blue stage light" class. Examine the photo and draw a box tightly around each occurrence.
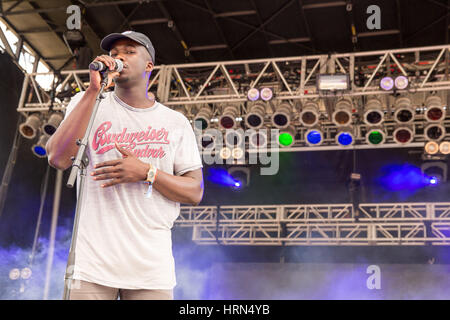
[207,168,245,189]
[336,132,353,146]
[305,129,323,145]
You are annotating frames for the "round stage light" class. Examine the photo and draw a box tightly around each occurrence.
[247,88,259,101]
[336,130,354,147]
[394,76,409,90]
[394,97,414,124]
[19,114,42,140]
[393,127,414,144]
[245,103,266,129]
[278,126,296,147]
[380,76,394,90]
[42,113,63,136]
[366,129,385,145]
[32,135,49,158]
[219,105,239,129]
[271,103,292,128]
[9,268,20,280]
[260,87,273,101]
[225,130,243,147]
[305,129,323,146]
[425,96,445,122]
[439,141,450,154]
[425,141,439,154]
[194,107,213,130]
[249,130,267,149]
[219,147,232,160]
[363,99,384,126]
[425,124,445,141]
[299,102,320,127]
[20,267,32,280]
[232,147,244,160]
[332,99,353,126]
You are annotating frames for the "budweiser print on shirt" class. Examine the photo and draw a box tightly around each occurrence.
[92,121,169,159]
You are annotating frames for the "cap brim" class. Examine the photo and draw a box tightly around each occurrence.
[100,33,143,51]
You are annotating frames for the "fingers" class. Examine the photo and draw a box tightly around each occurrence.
[94,55,116,71]
[100,178,122,188]
[115,142,133,157]
[94,159,121,169]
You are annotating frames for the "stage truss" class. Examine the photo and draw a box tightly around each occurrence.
[15,44,450,152]
[176,202,450,246]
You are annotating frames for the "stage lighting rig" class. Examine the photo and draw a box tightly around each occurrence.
[31,134,49,158]
[421,161,447,184]
[194,106,213,130]
[277,126,296,147]
[393,126,414,144]
[305,128,324,146]
[271,102,292,129]
[332,99,353,127]
[316,74,350,92]
[366,128,386,145]
[336,128,354,147]
[228,166,250,189]
[247,88,259,101]
[363,98,384,126]
[19,114,42,140]
[425,124,446,141]
[245,102,266,129]
[380,75,409,91]
[393,97,414,124]
[299,102,320,127]
[219,105,239,129]
[42,112,63,136]
[260,87,273,101]
[424,95,445,122]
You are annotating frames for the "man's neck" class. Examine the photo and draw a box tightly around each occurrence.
[114,85,155,109]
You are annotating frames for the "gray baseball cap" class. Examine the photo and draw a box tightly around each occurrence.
[100,31,155,63]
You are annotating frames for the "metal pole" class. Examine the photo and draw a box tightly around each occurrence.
[0,116,22,220]
[43,168,63,300]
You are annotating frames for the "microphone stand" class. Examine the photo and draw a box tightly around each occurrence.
[62,72,108,300]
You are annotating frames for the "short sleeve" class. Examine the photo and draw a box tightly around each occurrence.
[173,117,203,176]
[62,91,86,121]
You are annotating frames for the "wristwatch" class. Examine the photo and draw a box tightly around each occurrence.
[145,163,158,184]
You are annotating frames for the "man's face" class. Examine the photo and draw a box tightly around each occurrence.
[109,38,153,85]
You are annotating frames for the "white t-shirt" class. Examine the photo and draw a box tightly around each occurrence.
[62,91,203,289]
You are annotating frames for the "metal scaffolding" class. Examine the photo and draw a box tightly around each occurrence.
[14,44,450,153]
[176,202,450,246]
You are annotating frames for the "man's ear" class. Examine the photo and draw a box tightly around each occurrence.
[146,61,154,73]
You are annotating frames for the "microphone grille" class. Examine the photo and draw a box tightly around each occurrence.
[115,59,124,72]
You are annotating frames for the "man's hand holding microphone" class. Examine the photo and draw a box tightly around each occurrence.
[88,55,123,92]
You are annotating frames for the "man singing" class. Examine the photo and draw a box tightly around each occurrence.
[46,31,204,300]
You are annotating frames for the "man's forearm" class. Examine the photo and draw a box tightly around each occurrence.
[46,88,99,170]
[152,169,203,206]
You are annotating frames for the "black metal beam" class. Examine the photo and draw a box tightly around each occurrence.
[203,0,235,59]
[157,1,195,62]
[177,0,314,53]
[114,3,142,32]
[3,0,25,14]
[230,0,296,52]
[248,0,274,57]
[395,0,404,47]
[297,0,316,52]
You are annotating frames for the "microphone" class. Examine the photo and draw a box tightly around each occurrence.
[89,59,123,72]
